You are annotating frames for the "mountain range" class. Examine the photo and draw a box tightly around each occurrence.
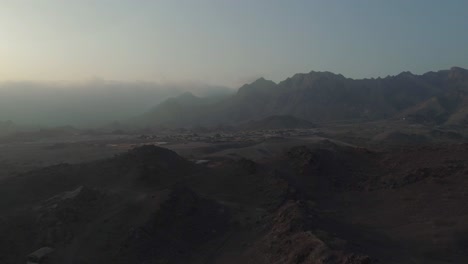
[134,67,468,128]
[0,81,231,127]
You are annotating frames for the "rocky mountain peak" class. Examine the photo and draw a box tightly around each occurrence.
[448,66,468,81]
[237,77,276,96]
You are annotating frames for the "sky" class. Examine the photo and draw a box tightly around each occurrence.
[0,0,467,87]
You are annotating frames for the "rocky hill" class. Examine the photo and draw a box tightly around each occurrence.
[2,141,468,263]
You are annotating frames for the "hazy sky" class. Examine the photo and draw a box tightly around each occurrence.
[1,0,467,87]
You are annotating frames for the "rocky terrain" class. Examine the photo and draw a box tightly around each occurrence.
[1,67,468,263]
[1,135,468,263]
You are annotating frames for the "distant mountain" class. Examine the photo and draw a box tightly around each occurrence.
[131,92,227,127]
[396,67,468,126]
[0,125,81,143]
[239,115,316,130]
[0,81,233,127]
[133,67,468,128]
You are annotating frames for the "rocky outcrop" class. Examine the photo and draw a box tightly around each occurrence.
[245,201,372,264]
[118,186,231,263]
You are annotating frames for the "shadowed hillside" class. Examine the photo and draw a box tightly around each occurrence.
[1,142,468,263]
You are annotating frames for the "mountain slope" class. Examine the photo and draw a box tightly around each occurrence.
[0,145,374,264]
[2,141,468,263]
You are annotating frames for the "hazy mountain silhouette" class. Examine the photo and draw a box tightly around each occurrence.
[135,67,468,128]
[0,81,232,127]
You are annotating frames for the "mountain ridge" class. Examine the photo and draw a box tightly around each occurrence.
[133,67,468,128]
